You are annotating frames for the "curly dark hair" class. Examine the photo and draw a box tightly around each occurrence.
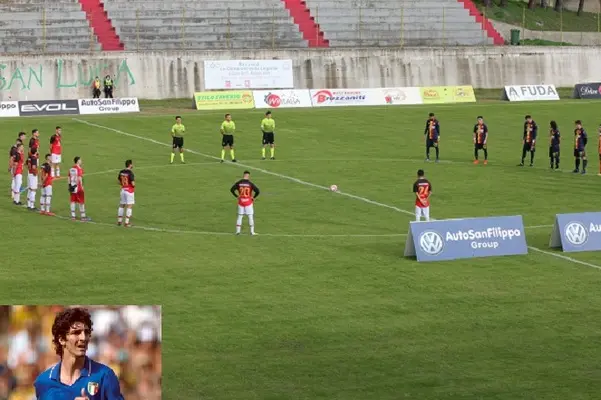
[51,307,93,357]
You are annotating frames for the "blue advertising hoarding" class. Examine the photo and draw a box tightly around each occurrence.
[404,216,528,262]
[549,212,601,253]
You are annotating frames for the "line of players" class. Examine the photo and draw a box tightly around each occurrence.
[7,128,138,226]
[8,122,261,233]
[168,112,277,165]
[424,113,601,175]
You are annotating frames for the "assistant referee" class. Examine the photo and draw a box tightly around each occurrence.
[170,115,186,164]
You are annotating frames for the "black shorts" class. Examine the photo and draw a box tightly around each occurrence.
[426,138,438,148]
[574,149,585,158]
[475,143,486,150]
[262,132,275,145]
[172,137,184,149]
[523,142,535,152]
[549,146,559,157]
[222,135,234,147]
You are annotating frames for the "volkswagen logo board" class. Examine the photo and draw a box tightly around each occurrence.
[551,212,601,253]
[404,216,528,262]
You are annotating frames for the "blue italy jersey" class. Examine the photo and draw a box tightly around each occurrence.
[34,357,124,400]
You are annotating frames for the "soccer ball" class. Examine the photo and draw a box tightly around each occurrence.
[330,184,338,192]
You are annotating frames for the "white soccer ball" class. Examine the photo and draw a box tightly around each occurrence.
[330,184,338,192]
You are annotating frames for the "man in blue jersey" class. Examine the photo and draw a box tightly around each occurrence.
[34,307,124,400]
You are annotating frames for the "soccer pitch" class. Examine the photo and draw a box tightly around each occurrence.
[2,98,601,399]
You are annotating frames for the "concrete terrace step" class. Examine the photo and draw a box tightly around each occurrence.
[122,41,308,50]
[0,27,92,36]
[107,10,292,18]
[0,20,91,29]
[116,25,300,34]
[319,23,488,31]
[119,31,303,41]
[0,11,87,20]
[324,29,491,39]
[104,1,288,9]
[327,38,491,47]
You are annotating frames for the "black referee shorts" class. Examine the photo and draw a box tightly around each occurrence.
[262,132,275,145]
[172,137,184,149]
[222,135,234,147]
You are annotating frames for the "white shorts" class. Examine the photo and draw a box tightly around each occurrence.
[42,186,53,196]
[415,206,430,221]
[237,204,254,216]
[50,154,61,164]
[120,190,135,205]
[28,174,38,190]
[11,174,22,193]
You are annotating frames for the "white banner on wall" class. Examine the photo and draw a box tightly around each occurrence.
[504,85,560,102]
[79,98,140,115]
[381,87,423,105]
[0,101,19,117]
[252,90,312,108]
[310,88,386,107]
[204,60,294,90]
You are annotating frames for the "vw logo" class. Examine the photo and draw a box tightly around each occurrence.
[418,230,444,255]
[564,222,588,246]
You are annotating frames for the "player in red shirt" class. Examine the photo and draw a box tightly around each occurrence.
[230,170,260,235]
[40,154,54,215]
[49,126,62,177]
[8,132,26,198]
[26,147,39,211]
[68,156,89,221]
[413,169,432,222]
[117,159,135,227]
[11,143,25,206]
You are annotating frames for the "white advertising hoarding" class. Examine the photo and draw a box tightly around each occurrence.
[309,88,423,107]
[252,90,312,109]
[504,85,560,102]
[0,101,19,117]
[79,98,140,115]
[204,60,294,90]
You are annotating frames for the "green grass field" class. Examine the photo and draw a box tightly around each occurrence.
[2,97,601,399]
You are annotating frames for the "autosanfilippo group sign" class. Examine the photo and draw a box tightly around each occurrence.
[404,216,528,262]
[79,98,140,115]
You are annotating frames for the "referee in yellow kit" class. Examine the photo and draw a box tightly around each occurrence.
[170,115,186,164]
[261,111,276,160]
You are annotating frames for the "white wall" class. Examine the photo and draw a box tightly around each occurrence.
[0,47,596,101]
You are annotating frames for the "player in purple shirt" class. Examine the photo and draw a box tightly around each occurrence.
[34,307,124,400]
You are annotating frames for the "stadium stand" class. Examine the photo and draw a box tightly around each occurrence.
[0,0,503,53]
[103,0,309,50]
[0,0,103,54]
[0,306,161,400]
[303,0,503,46]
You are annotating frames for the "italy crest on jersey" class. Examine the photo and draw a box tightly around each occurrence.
[87,382,99,396]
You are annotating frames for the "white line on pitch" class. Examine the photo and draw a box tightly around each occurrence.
[73,119,416,217]
[528,246,601,270]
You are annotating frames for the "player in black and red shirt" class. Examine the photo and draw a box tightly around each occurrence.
[231,171,260,235]
[29,129,40,155]
[413,169,432,222]
[519,115,537,167]
[8,132,26,198]
[26,147,39,211]
[424,113,440,162]
[117,160,135,227]
[549,121,561,170]
[473,116,489,165]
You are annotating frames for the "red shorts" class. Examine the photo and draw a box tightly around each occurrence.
[70,191,85,204]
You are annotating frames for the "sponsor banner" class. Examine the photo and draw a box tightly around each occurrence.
[381,87,423,105]
[193,90,255,110]
[549,212,601,253]
[253,90,312,109]
[310,88,386,107]
[18,100,80,116]
[0,101,19,117]
[419,86,476,104]
[504,85,560,102]
[204,60,294,90]
[404,216,528,262]
[79,98,140,115]
[574,83,601,99]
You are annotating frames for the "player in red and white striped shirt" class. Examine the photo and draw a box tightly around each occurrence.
[230,171,260,235]
[68,156,89,221]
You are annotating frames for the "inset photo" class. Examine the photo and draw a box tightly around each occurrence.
[0,305,161,400]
